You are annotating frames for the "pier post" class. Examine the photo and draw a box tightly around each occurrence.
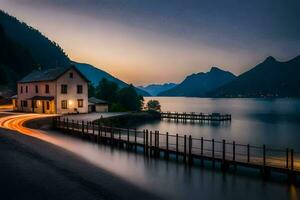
[166,132,169,160]
[127,128,130,150]
[146,130,149,155]
[97,121,100,143]
[81,120,84,138]
[91,121,94,136]
[157,131,160,158]
[212,139,215,168]
[222,140,226,161]
[154,131,157,157]
[150,131,153,156]
[176,134,179,161]
[201,137,204,167]
[188,135,192,165]
[233,141,236,170]
[291,149,294,171]
[247,144,250,163]
[134,128,137,152]
[286,148,289,169]
[184,135,187,164]
[263,144,266,167]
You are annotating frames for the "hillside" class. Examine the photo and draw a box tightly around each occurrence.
[210,56,300,97]
[0,10,69,67]
[0,23,36,94]
[0,10,149,96]
[158,67,236,97]
[138,83,177,96]
[73,62,150,96]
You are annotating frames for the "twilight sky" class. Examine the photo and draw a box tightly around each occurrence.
[1,0,299,85]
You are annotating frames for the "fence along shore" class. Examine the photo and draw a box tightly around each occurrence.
[53,116,299,183]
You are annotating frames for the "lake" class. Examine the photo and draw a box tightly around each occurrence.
[44,97,300,199]
[142,97,300,151]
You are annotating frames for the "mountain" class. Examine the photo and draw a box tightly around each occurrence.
[158,67,236,97]
[73,62,150,96]
[0,10,70,94]
[210,55,300,97]
[0,23,36,94]
[0,10,149,96]
[138,83,177,96]
[0,10,69,67]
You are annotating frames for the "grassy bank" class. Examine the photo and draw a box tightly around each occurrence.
[96,111,161,128]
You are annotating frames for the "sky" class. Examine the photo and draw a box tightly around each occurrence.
[0,0,299,85]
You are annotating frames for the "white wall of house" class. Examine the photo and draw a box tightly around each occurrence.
[56,68,88,114]
[17,81,56,113]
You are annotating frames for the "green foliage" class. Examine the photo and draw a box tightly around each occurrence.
[117,84,143,111]
[94,79,143,112]
[110,103,127,112]
[88,83,95,98]
[96,78,119,102]
[146,100,161,111]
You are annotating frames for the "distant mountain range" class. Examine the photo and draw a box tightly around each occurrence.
[0,10,149,97]
[158,67,236,97]
[210,56,300,97]
[138,83,177,96]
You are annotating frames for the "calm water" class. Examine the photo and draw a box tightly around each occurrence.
[142,97,300,151]
[41,97,300,199]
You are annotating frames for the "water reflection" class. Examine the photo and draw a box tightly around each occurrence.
[38,129,299,200]
[141,98,300,151]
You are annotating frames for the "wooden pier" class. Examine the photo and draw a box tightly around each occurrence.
[53,117,299,183]
[160,112,232,122]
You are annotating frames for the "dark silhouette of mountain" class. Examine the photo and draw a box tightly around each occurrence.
[210,55,300,97]
[0,10,69,67]
[73,62,150,96]
[0,11,149,96]
[158,67,236,97]
[0,23,36,94]
[138,83,177,96]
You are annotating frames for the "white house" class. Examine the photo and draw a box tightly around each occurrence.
[13,66,90,114]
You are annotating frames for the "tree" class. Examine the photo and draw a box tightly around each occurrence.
[88,83,95,98]
[117,84,143,111]
[146,100,161,111]
[96,78,119,103]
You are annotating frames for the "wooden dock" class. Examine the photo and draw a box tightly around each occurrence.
[53,117,299,183]
[160,112,232,122]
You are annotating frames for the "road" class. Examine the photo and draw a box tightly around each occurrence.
[0,113,160,200]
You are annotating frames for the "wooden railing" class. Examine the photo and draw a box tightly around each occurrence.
[53,117,299,182]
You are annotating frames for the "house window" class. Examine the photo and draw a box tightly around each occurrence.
[45,85,49,94]
[26,86,28,93]
[46,101,50,110]
[69,72,73,78]
[77,99,83,108]
[61,100,68,109]
[35,85,39,93]
[61,84,68,94]
[21,86,23,94]
[77,85,83,94]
